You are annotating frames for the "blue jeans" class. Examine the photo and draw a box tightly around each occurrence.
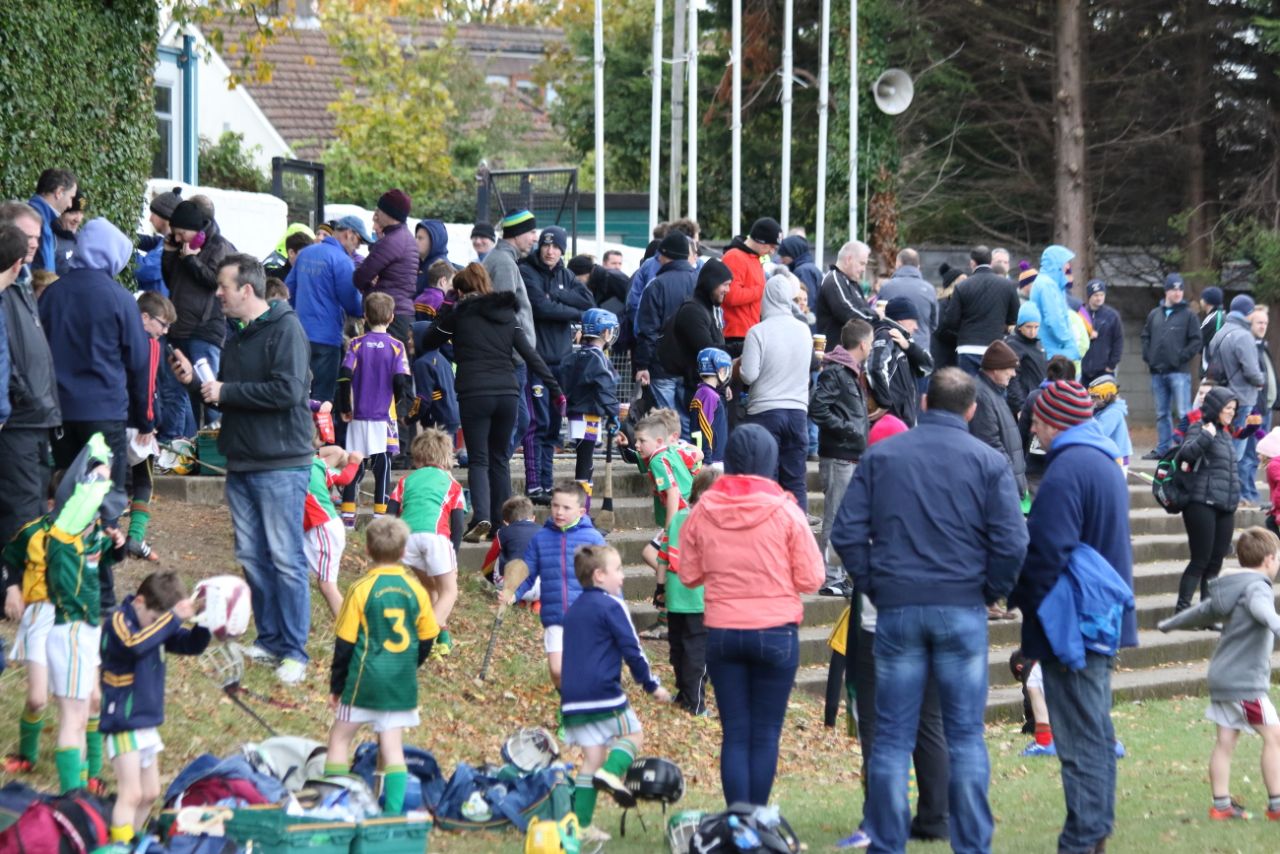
[745,408,809,510]
[706,625,800,806]
[156,339,196,441]
[1230,404,1253,463]
[650,377,690,437]
[866,605,991,854]
[170,337,223,426]
[1150,372,1191,453]
[1041,653,1116,853]
[1240,430,1261,502]
[226,468,312,664]
[310,343,342,404]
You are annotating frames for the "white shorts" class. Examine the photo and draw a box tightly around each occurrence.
[47,622,101,700]
[1026,662,1043,693]
[346,419,389,457]
[335,703,420,734]
[1207,696,1280,732]
[106,727,164,767]
[404,532,456,577]
[304,517,347,584]
[562,707,641,747]
[14,601,54,666]
[543,625,564,654]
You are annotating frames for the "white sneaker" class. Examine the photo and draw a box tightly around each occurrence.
[580,825,611,844]
[243,643,279,665]
[275,658,306,684]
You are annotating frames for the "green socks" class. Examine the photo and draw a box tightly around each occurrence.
[55,747,82,793]
[18,710,44,764]
[573,773,598,827]
[602,738,636,778]
[383,764,408,816]
[437,628,452,649]
[127,504,151,541]
[85,717,102,780]
[323,761,349,776]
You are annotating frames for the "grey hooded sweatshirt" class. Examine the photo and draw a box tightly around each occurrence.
[1159,570,1280,701]
[740,275,813,415]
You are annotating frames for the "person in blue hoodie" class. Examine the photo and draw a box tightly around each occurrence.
[1029,244,1079,362]
[286,215,366,403]
[1009,379,1134,854]
[414,219,452,295]
[778,235,822,315]
[39,218,154,532]
[28,168,78,274]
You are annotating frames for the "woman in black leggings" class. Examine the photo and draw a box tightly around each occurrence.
[1175,386,1241,612]
[417,263,562,541]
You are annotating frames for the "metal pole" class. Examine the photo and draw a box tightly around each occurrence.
[668,0,686,221]
[649,0,663,237]
[781,0,793,233]
[816,0,830,268]
[594,0,606,248]
[731,0,742,237]
[849,0,858,241]
[687,0,698,223]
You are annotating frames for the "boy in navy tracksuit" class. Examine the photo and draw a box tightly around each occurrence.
[410,321,460,437]
[479,495,539,589]
[560,543,670,845]
[561,308,621,509]
[99,570,209,844]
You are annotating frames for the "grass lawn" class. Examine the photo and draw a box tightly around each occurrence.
[0,500,1277,851]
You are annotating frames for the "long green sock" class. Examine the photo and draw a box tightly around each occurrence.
[85,717,102,779]
[573,773,598,827]
[323,761,349,776]
[18,710,44,764]
[601,738,636,778]
[438,628,452,648]
[127,504,151,541]
[383,764,408,816]
[55,747,82,793]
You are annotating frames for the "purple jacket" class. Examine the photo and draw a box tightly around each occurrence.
[354,221,418,317]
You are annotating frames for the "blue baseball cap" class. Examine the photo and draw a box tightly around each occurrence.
[1164,272,1185,290]
[335,215,375,244]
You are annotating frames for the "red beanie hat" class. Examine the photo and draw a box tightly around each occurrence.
[377,188,411,222]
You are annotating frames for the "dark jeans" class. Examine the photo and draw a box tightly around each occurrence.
[52,420,129,528]
[744,408,809,510]
[706,625,800,806]
[0,428,51,545]
[1239,430,1261,503]
[156,338,196,441]
[310,343,342,404]
[1178,502,1235,607]
[461,393,519,526]
[853,627,950,841]
[528,366,562,494]
[1041,653,1116,853]
[509,364,531,461]
[669,612,708,715]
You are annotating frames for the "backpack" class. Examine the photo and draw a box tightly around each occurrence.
[689,803,800,853]
[1151,444,1197,515]
[0,790,110,854]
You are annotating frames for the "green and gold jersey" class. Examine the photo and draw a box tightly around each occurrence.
[47,524,110,626]
[5,517,51,604]
[334,565,439,710]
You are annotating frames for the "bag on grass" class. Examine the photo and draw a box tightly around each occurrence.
[689,803,800,853]
[0,790,110,853]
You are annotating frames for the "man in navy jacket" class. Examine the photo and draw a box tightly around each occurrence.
[1009,380,1133,854]
[1078,279,1123,385]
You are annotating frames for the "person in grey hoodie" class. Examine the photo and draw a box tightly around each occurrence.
[1158,526,1280,821]
[740,274,814,509]
[1207,294,1266,459]
[876,247,938,372]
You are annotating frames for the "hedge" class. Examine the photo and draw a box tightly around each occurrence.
[0,0,158,233]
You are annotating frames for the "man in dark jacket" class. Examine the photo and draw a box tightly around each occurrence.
[815,239,873,350]
[970,340,1028,499]
[1208,294,1266,454]
[658,258,730,393]
[866,298,933,426]
[938,245,1021,375]
[1079,279,1122,385]
[1009,381,1133,854]
[635,232,697,426]
[832,367,1028,854]
[1140,273,1202,457]
[519,226,594,499]
[1005,302,1047,419]
[778,235,823,314]
[0,203,59,552]
[40,218,153,534]
[354,189,418,346]
[1199,285,1225,373]
[163,198,235,428]
[171,255,314,685]
[877,248,939,364]
[28,168,77,275]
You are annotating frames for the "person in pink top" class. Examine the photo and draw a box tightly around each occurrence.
[1257,428,1280,536]
[676,423,824,805]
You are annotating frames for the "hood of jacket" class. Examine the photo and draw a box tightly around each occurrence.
[694,258,732,305]
[1040,244,1075,291]
[416,219,450,269]
[1096,397,1129,421]
[67,218,132,276]
[727,235,759,257]
[697,473,790,529]
[823,344,861,370]
[779,236,813,268]
[760,275,797,321]
[1205,571,1274,619]
[1225,311,1253,332]
[1046,417,1121,462]
[1202,385,1238,425]
[455,289,518,325]
[725,423,779,477]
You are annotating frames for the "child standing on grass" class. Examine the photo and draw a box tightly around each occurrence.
[337,292,412,525]
[1159,526,1280,821]
[387,429,466,658]
[304,443,363,618]
[99,570,208,844]
[561,308,620,510]
[479,495,539,589]
[326,517,439,816]
[3,499,55,775]
[126,291,178,562]
[662,467,719,715]
[560,544,671,845]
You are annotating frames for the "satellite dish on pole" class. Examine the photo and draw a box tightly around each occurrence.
[872,69,914,115]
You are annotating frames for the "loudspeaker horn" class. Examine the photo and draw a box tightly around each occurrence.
[872,69,914,116]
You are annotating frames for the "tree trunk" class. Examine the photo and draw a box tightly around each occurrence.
[1182,1,1211,284]
[1053,0,1091,288]
[667,0,686,221]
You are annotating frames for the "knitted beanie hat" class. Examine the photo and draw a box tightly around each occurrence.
[501,209,537,238]
[1033,380,1094,430]
[1018,261,1038,290]
[981,340,1020,371]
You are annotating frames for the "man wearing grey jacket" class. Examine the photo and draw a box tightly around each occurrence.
[484,209,539,456]
[1208,294,1266,459]
[876,248,938,370]
[741,274,814,510]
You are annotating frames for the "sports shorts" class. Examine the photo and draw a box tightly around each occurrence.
[106,727,164,767]
[48,621,101,700]
[335,703,420,734]
[562,706,641,747]
[14,601,54,666]
[543,624,564,654]
[1207,696,1280,733]
[404,532,456,577]
[304,517,346,584]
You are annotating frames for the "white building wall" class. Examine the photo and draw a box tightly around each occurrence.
[194,48,294,173]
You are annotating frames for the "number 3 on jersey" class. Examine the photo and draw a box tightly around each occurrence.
[383,608,410,652]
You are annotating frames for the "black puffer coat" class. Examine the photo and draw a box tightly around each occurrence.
[1177,387,1241,511]
[970,371,1028,496]
[1004,330,1047,419]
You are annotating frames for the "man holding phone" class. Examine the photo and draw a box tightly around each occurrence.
[161,198,235,429]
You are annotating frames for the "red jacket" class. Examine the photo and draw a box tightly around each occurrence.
[721,240,766,339]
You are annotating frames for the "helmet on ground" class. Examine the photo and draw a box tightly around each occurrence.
[502,727,560,773]
[525,814,580,854]
[580,308,619,339]
[158,437,197,475]
[696,347,732,378]
[666,809,705,854]
[624,757,684,804]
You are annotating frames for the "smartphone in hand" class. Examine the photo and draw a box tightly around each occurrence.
[188,231,207,251]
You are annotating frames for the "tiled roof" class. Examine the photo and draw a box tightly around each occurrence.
[214,19,564,160]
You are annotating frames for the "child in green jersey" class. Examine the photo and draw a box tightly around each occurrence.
[662,467,718,715]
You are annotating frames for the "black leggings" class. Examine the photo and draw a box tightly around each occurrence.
[1178,502,1236,608]
[341,452,391,512]
[460,393,518,526]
